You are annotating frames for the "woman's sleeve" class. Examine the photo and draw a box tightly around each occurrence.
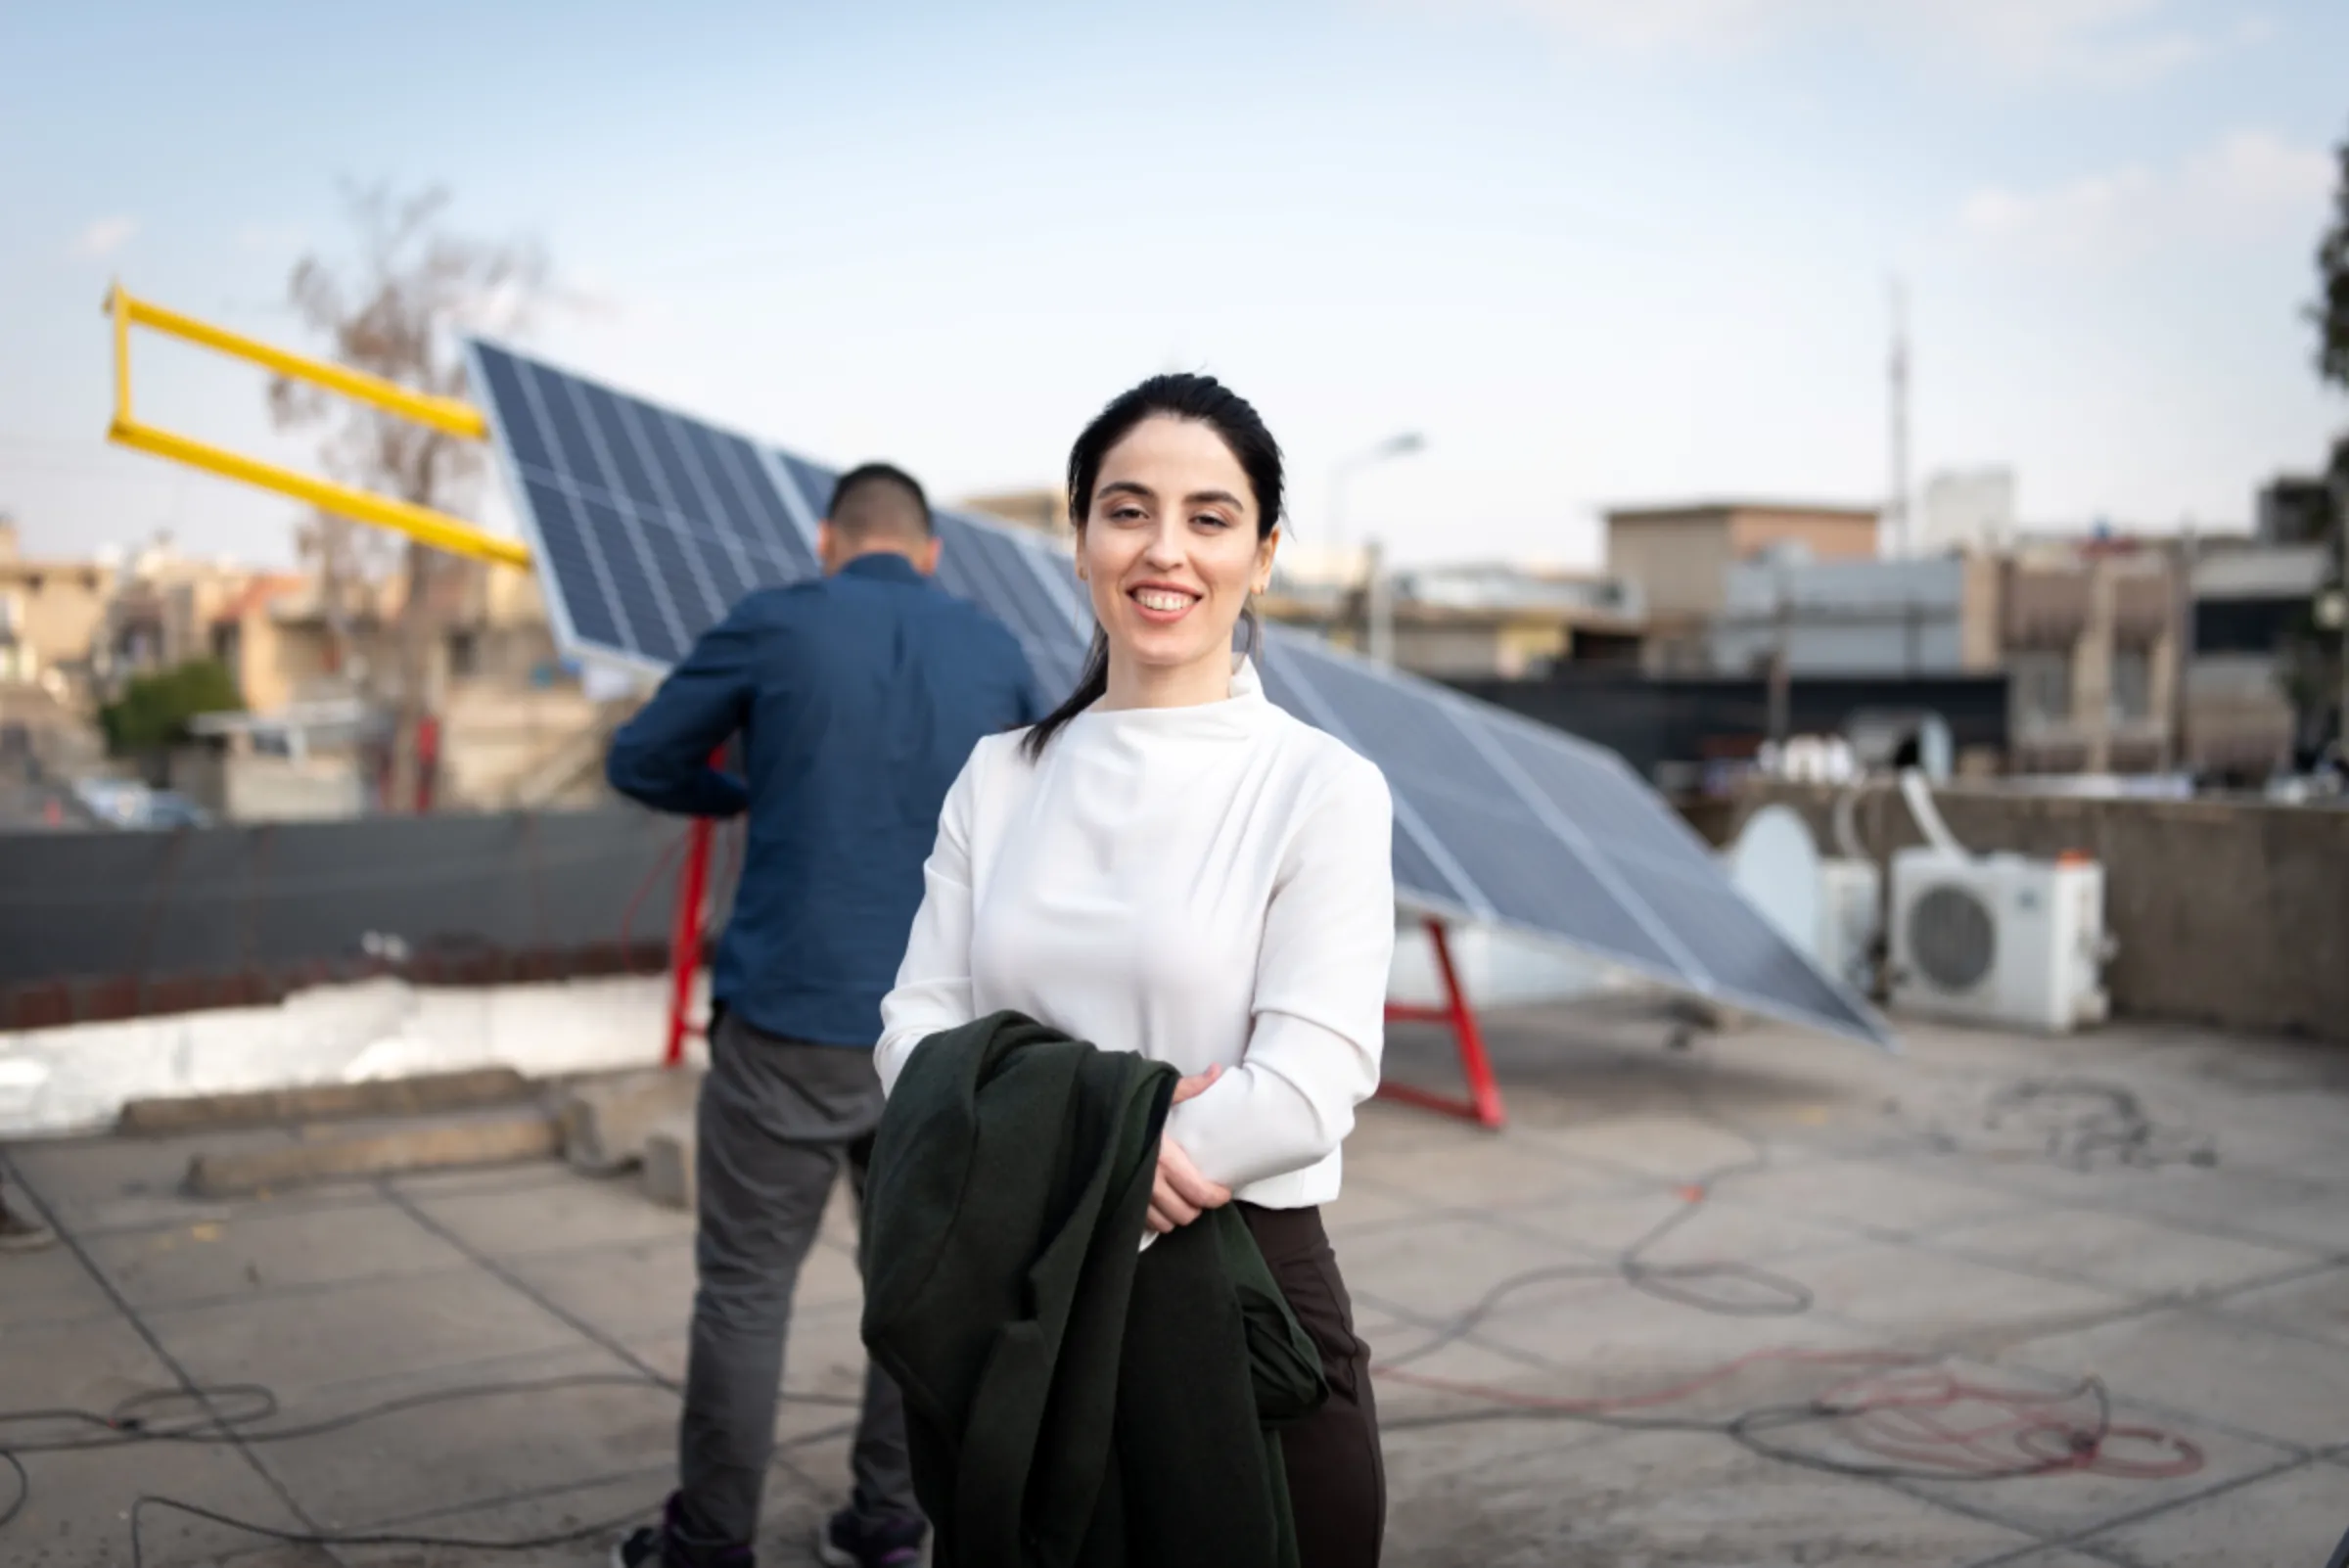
[1165,754,1395,1190]
[875,745,986,1095]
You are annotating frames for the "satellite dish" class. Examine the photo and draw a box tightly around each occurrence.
[1721,804,1821,952]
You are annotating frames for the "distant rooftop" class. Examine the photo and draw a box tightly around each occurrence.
[1605,499,1881,524]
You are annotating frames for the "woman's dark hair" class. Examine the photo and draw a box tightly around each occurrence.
[1021,374,1284,761]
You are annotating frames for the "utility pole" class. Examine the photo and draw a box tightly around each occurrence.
[1888,275,1911,560]
[1329,431,1425,659]
[1365,538,1394,666]
[2333,493,2349,768]
[1768,553,1792,748]
[2174,524,2197,774]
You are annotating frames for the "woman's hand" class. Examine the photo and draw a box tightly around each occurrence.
[1147,1065,1233,1234]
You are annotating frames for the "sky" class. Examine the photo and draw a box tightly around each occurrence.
[1,0,2344,575]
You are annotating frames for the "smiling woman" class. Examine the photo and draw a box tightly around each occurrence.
[875,372,1397,1564]
[1021,374,1286,757]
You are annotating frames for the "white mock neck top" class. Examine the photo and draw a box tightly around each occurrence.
[876,658,1395,1209]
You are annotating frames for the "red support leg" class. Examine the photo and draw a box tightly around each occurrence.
[1378,917,1506,1129]
[662,816,714,1068]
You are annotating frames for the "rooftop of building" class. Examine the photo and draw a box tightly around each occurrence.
[4,994,2344,1564]
[1605,499,1884,525]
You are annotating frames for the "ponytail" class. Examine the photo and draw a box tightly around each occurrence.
[1021,629,1109,761]
[1020,606,1261,763]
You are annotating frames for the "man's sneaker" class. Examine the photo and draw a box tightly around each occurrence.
[611,1524,669,1568]
[814,1506,926,1568]
[0,1197,55,1254]
[612,1494,753,1568]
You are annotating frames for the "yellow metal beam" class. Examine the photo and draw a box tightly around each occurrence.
[101,283,530,572]
[112,285,488,440]
[107,417,531,571]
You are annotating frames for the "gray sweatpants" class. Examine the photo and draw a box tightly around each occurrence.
[674,1010,918,1548]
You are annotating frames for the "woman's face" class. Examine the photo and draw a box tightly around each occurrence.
[1077,415,1277,692]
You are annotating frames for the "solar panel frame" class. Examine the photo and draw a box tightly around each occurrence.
[471,340,819,680]
[467,338,1894,1050]
[1257,624,1888,1043]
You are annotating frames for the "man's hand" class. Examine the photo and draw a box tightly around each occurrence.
[1147,1065,1233,1234]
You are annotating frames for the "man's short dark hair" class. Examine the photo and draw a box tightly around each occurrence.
[827,463,932,539]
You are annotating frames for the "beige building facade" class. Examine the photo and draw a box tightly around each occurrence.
[0,518,113,687]
[1605,501,1881,671]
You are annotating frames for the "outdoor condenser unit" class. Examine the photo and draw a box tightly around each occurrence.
[1887,848,2111,1034]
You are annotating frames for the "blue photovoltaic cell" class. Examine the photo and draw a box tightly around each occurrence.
[469,338,1891,1048]
[1262,632,1686,978]
[473,342,813,669]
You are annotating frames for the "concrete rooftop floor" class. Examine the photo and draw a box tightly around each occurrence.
[3,999,2346,1568]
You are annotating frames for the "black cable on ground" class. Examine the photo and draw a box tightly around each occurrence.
[1378,1072,1810,1374]
[1368,1051,2207,1488]
[3,1053,2232,1555]
[0,1156,862,1565]
[0,1376,858,1565]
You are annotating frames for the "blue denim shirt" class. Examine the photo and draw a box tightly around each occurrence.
[605,553,1047,1047]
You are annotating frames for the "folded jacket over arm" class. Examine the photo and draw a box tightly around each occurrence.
[857,1010,1327,1568]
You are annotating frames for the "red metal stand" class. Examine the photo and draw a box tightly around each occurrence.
[659,850,1498,1130]
[662,815,715,1068]
[1378,917,1506,1130]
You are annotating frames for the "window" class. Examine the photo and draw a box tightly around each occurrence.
[2111,649,2152,722]
[446,630,480,679]
[2011,651,2072,725]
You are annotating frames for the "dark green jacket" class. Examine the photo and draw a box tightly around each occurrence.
[859,1010,1327,1568]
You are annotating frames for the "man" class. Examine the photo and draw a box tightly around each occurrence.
[610,464,1044,1568]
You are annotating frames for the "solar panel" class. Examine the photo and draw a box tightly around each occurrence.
[469,339,1891,1048]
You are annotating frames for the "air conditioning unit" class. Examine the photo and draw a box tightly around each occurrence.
[1720,806,1886,997]
[1888,848,2110,1033]
[1816,856,1883,994]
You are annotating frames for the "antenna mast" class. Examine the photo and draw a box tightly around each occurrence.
[1888,275,1911,558]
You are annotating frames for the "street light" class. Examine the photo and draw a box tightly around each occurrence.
[1329,433,1426,666]
[1328,432,1426,558]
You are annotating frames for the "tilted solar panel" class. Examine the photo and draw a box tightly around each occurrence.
[469,338,1891,1048]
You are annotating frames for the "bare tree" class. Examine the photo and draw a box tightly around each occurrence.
[269,181,548,809]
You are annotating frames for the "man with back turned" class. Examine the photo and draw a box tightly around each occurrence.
[608,463,1043,1568]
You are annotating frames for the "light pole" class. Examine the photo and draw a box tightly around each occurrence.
[1330,432,1425,663]
[1329,432,1425,560]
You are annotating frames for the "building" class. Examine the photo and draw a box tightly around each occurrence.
[1708,555,2003,678]
[1919,468,2018,557]
[958,486,1071,539]
[2254,475,2338,546]
[2184,539,2330,775]
[1603,500,1881,671]
[194,556,597,816]
[0,517,113,689]
[1707,540,2183,774]
[91,532,269,697]
[1260,562,1646,679]
[1997,539,2182,774]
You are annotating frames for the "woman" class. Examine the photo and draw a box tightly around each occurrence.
[875,372,1395,1567]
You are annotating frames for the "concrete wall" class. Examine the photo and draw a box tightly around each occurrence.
[0,564,109,680]
[0,972,698,1137]
[1724,508,1880,563]
[1718,783,2349,1044]
[170,748,369,821]
[1607,515,1734,618]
